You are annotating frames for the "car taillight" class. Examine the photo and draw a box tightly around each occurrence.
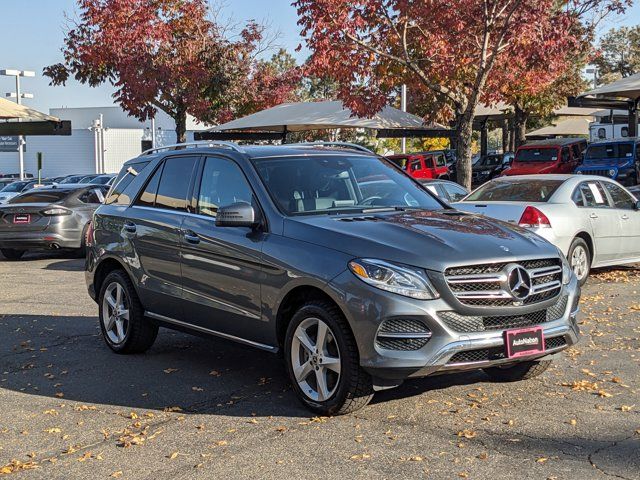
[518,206,551,228]
[42,207,71,216]
[85,221,94,246]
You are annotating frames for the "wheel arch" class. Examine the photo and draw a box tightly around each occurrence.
[93,256,137,300]
[274,284,348,350]
[573,231,594,261]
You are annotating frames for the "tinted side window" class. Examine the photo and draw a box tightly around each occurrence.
[155,156,198,211]
[78,188,106,204]
[105,160,150,205]
[602,182,635,210]
[572,144,581,160]
[196,157,253,217]
[578,182,609,208]
[136,163,164,207]
[561,147,570,162]
[442,183,467,201]
[410,160,422,172]
[435,154,446,167]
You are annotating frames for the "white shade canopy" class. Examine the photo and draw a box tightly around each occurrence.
[578,73,640,101]
[0,97,60,122]
[526,118,591,138]
[210,101,429,133]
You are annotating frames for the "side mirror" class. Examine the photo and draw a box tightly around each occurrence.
[635,200,640,211]
[215,202,258,228]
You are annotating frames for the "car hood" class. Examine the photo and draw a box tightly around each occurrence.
[505,162,556,175]
[580,159,630,168]
[284,210,557,273]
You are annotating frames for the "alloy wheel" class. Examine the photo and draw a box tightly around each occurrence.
[102,281,130,344]
[570,245,588,281]
[290,317,342,402]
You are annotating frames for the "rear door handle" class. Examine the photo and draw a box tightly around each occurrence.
[124,222,137,233]
[589,213,598,219]
[183,230,200,244]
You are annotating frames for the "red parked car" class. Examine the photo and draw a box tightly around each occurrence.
[386,151,450,180]
[502,138,587,177]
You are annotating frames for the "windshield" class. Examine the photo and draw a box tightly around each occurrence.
[9,191,71,204]
[92,175,113,185]
[585,143,634,161]
[59,175,84,184]
[1,181,28,192]
[477,155,501,167]
[465,179,564,202]
[252,155,444,215]
[515,148,558,162]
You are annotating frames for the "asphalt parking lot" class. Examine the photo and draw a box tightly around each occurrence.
[0,252,638,479]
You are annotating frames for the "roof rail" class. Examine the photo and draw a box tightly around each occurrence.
[289,142,375,154]
[141,141,245,156]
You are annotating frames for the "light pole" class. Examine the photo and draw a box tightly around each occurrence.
[1,69,35,180]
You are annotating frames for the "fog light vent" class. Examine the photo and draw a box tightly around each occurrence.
[376,318,431,351]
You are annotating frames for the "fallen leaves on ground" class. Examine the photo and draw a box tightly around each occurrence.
[0,460,38,475]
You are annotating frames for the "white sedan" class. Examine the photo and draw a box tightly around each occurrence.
[454,175,640,285]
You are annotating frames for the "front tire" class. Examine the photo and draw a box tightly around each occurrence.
[284,300,374,415]
[1,248,25,260]
[568,237,591,286]
[483,360,551,382]
[98,270,158,354]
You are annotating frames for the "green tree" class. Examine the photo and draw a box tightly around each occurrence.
[594,25,640,84]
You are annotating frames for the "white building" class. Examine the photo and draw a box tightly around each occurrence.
[0,106,208,177]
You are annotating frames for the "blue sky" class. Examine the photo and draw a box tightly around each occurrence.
[0,0,637,113]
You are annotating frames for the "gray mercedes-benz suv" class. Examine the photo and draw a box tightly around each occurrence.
[86,142,580,415]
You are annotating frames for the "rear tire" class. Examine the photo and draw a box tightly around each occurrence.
[1,248,25,261]
[284,300,374,415]
[483,360,551,382]
[98,270,158,354]
[568,237,591,286]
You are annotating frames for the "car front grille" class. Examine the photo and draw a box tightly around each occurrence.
[580,169,613,178]
[444,258,562,307]
[375,318,431,351]
[447,336,568,365]
[438,295,568,333]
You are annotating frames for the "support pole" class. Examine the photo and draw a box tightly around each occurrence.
[401,84,407,154]
[629,100,638,138]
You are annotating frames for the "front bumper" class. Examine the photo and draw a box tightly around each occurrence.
[328,270,580,383]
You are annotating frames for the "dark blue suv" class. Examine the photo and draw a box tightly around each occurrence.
[576,138,640,186]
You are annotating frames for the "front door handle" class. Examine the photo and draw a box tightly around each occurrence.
[123,222,137,233]
[589,213,598,219]
[621,214,629,220]
[183,231,200,244]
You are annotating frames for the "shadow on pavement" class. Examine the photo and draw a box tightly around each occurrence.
[0,313,494,418]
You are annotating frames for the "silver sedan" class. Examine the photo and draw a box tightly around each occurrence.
[454,174,640,285]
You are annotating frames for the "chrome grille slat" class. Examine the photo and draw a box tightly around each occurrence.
[444,258,561,307]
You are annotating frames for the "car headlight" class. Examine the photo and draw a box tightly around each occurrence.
[348,258,440,300]
[558,250,572,285]
[608,169,616,177]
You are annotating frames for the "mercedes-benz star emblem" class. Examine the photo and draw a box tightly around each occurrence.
[504,264,532,300]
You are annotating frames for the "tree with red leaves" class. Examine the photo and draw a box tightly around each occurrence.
[295,0,627,188]
[45,0,299,142]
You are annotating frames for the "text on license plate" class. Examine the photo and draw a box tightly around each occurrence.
[504,326,545,358]
[13,214,31,224]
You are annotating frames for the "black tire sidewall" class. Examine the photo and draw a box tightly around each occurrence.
[98,271,134,352]
[568,238,591,286]
[284,303,357,415]
[1,248,25,260]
